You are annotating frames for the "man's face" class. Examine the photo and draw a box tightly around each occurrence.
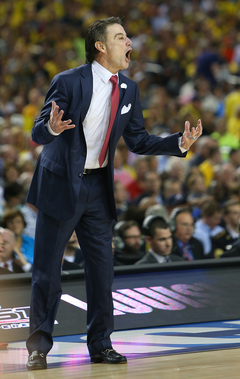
[225,204,240,228]
[205,212,222,229]
[144,173,161,195]
[174,212,194,243]
[6,216,24,236]
[99,23,132,74]
[114,182,128,204]
[0,230,15,262]
[123,226,142,254]
[147,227,173,256]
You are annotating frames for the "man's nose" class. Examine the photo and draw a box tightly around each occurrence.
[127,37,132,46]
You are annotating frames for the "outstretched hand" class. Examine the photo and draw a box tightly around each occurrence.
[180,119,202,150]
[49,101,75,134]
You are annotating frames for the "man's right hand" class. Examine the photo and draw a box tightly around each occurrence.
[49,101,76,134]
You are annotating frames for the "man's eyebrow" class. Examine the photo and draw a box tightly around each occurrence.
[114,32,126,39]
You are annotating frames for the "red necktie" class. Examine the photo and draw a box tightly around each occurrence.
[4,262,9,270]
[99,75,120,167]
[182,243,193,261]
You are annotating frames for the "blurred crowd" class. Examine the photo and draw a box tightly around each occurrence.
[1,0,240,272]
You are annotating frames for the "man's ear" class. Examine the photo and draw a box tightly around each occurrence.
[95,41,105,54]
[145,235,151,245]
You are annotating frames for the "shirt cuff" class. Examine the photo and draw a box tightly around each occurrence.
[178,136,188,153]
[22,263,32,272]
[46,121,60,136]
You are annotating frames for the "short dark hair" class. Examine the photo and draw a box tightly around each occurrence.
[4,182,23,202]
[201,200,221,217]
[223,199,240,215]
[145,218,170,239]
[85,16,122,63]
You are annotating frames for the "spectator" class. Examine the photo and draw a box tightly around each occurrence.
[229,148,240,169]
[186,172,212,220]
[21,202,37,239]
[2,162,20,185]
[126,157,148,200]
[227,105,240,139]
[0,228,31,273]
[62,231,84,270]
[225,84,240,121]
[136,216,183,264]
[162,178,183,202]
[189,136,217,167]
[2,209,34,264]
[209,162,237,204]
[131,171,163,208]
[196,41,222,87]
[113,220,145,266]
[198,146,222,187]
[193,200,224,257]
[0,182,24,219]
[0,227,11,275]
[212,200,240,257]
[114,148,133,187]
[169,208,205,260]
[114,180,129,220]
[211,117,239,162]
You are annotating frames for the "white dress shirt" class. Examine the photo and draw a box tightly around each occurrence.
[0,259,13,272]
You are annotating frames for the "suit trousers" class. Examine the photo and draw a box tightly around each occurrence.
[26,169,114,356]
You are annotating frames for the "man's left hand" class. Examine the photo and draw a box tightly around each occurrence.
[180,119,202,150]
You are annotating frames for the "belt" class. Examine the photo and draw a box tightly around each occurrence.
[83,167,107,175]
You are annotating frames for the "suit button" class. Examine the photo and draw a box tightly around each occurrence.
[82,152,86,156]
[79,173,82,178]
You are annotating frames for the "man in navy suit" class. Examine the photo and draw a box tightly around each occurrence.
[26,17,202,370]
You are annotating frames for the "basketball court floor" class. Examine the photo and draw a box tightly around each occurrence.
[1,319,240,378]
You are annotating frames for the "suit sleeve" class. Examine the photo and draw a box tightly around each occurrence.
[122,84,186,157]
[31,74,70,145]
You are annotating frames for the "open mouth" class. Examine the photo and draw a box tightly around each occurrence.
[125,49,132,61]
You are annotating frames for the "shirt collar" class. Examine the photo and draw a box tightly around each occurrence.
[149,249,168,263]
[176,238,188,248]
[92,60,118,84]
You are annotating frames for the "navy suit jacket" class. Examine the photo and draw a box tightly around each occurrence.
[27,63,186,221]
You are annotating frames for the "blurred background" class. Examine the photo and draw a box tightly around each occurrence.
[1,0,240,271]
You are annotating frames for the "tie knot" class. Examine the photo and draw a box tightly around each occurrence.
[110,75,118,86]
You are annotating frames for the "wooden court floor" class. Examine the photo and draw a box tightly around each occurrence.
[1,348,240,379]
[1,320,240,378]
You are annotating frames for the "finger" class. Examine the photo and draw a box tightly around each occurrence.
[51,101,58,115]
[64,123,76,130]
[184,121,191,138]
[185,121,190,133]
[62,119,73,125]
[56,109,64,122]
[196,119,203,136]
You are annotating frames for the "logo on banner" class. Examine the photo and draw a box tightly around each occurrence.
[0,283,215,331]
[61,282,215,315]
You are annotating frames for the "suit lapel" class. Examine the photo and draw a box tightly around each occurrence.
[79,64,93,123]
[118,73,128,114]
